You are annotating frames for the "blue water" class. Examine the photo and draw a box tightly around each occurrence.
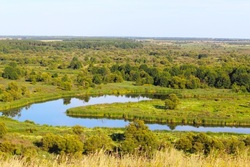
[1,95,249,134]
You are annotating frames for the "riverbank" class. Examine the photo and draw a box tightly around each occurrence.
[0,82,174,111]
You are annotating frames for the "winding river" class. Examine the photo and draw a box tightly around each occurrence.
[1,95,249,134]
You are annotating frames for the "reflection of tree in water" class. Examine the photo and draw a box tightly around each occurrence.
[168,124,177,130]
[25,105,31,110]
[77,96,90,103]
[125,94,138,98]
[125,94,169,100]
[1,108,22,117]
[63,97,71,105]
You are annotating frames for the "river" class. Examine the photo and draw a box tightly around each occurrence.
[1,95,249,134]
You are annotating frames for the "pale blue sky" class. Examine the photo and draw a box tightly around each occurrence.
[1,0,250,38]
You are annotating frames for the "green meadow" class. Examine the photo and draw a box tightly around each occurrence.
[67,89,250,126]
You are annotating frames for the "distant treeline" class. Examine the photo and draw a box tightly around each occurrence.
[0,39,143,52]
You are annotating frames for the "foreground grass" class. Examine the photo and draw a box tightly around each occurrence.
[0,116,249,167]
[67,94,250,126]
[0,148,249,167]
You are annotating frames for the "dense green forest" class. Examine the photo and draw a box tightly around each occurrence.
[0,38,249,166]
[0,39,249,102]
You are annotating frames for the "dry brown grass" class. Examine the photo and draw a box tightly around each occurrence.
[0,148,249,167]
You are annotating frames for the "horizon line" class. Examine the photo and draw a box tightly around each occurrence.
[1,35,250,41]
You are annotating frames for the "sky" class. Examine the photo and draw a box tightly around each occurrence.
[1,0,250,38]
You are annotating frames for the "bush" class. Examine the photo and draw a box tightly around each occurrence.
[165,99,176,110]
[121,120,158,156]
[165,93,179,110]
[244,136,250,146]
[84,132,114,154]
[175,133,223,155]
[69,57,82,69]
[72,125,84,135]
[2,65,22,80]
[41,133,83,154]
[224,137,246,154]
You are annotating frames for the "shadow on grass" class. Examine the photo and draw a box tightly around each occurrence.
[153,105,166,110]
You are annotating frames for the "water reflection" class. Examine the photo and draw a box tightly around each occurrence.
[63,98,71,105]
[0,95,150,125]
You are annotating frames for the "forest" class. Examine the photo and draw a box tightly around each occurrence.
[0,38,249,166]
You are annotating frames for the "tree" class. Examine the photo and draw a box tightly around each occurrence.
[165,99,176,110]
[69,57,83,69]
[2,66,21,80]
[186,75,200,89]
[215,74,231,88]
[76,73,92,88]
[171,76,186,89]
[165,94,179,110]
[92,74,102,84]
[204,70,217,87]
[121,120,158,156]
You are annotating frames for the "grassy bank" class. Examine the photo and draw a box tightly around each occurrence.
[0,82,174,111]
[67,94,250,126]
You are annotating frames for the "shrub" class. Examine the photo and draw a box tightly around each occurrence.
[175,133,223,155]
[165,99,176,110]
[41,133,83,154]
[165,93,179,110]
[244,136,250,146]
[84,132,114,154]
[69,57,82,69]
[2,65,21,80]
[72,125,84,135]
[121,120,158,156]
[224,137,246,154]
